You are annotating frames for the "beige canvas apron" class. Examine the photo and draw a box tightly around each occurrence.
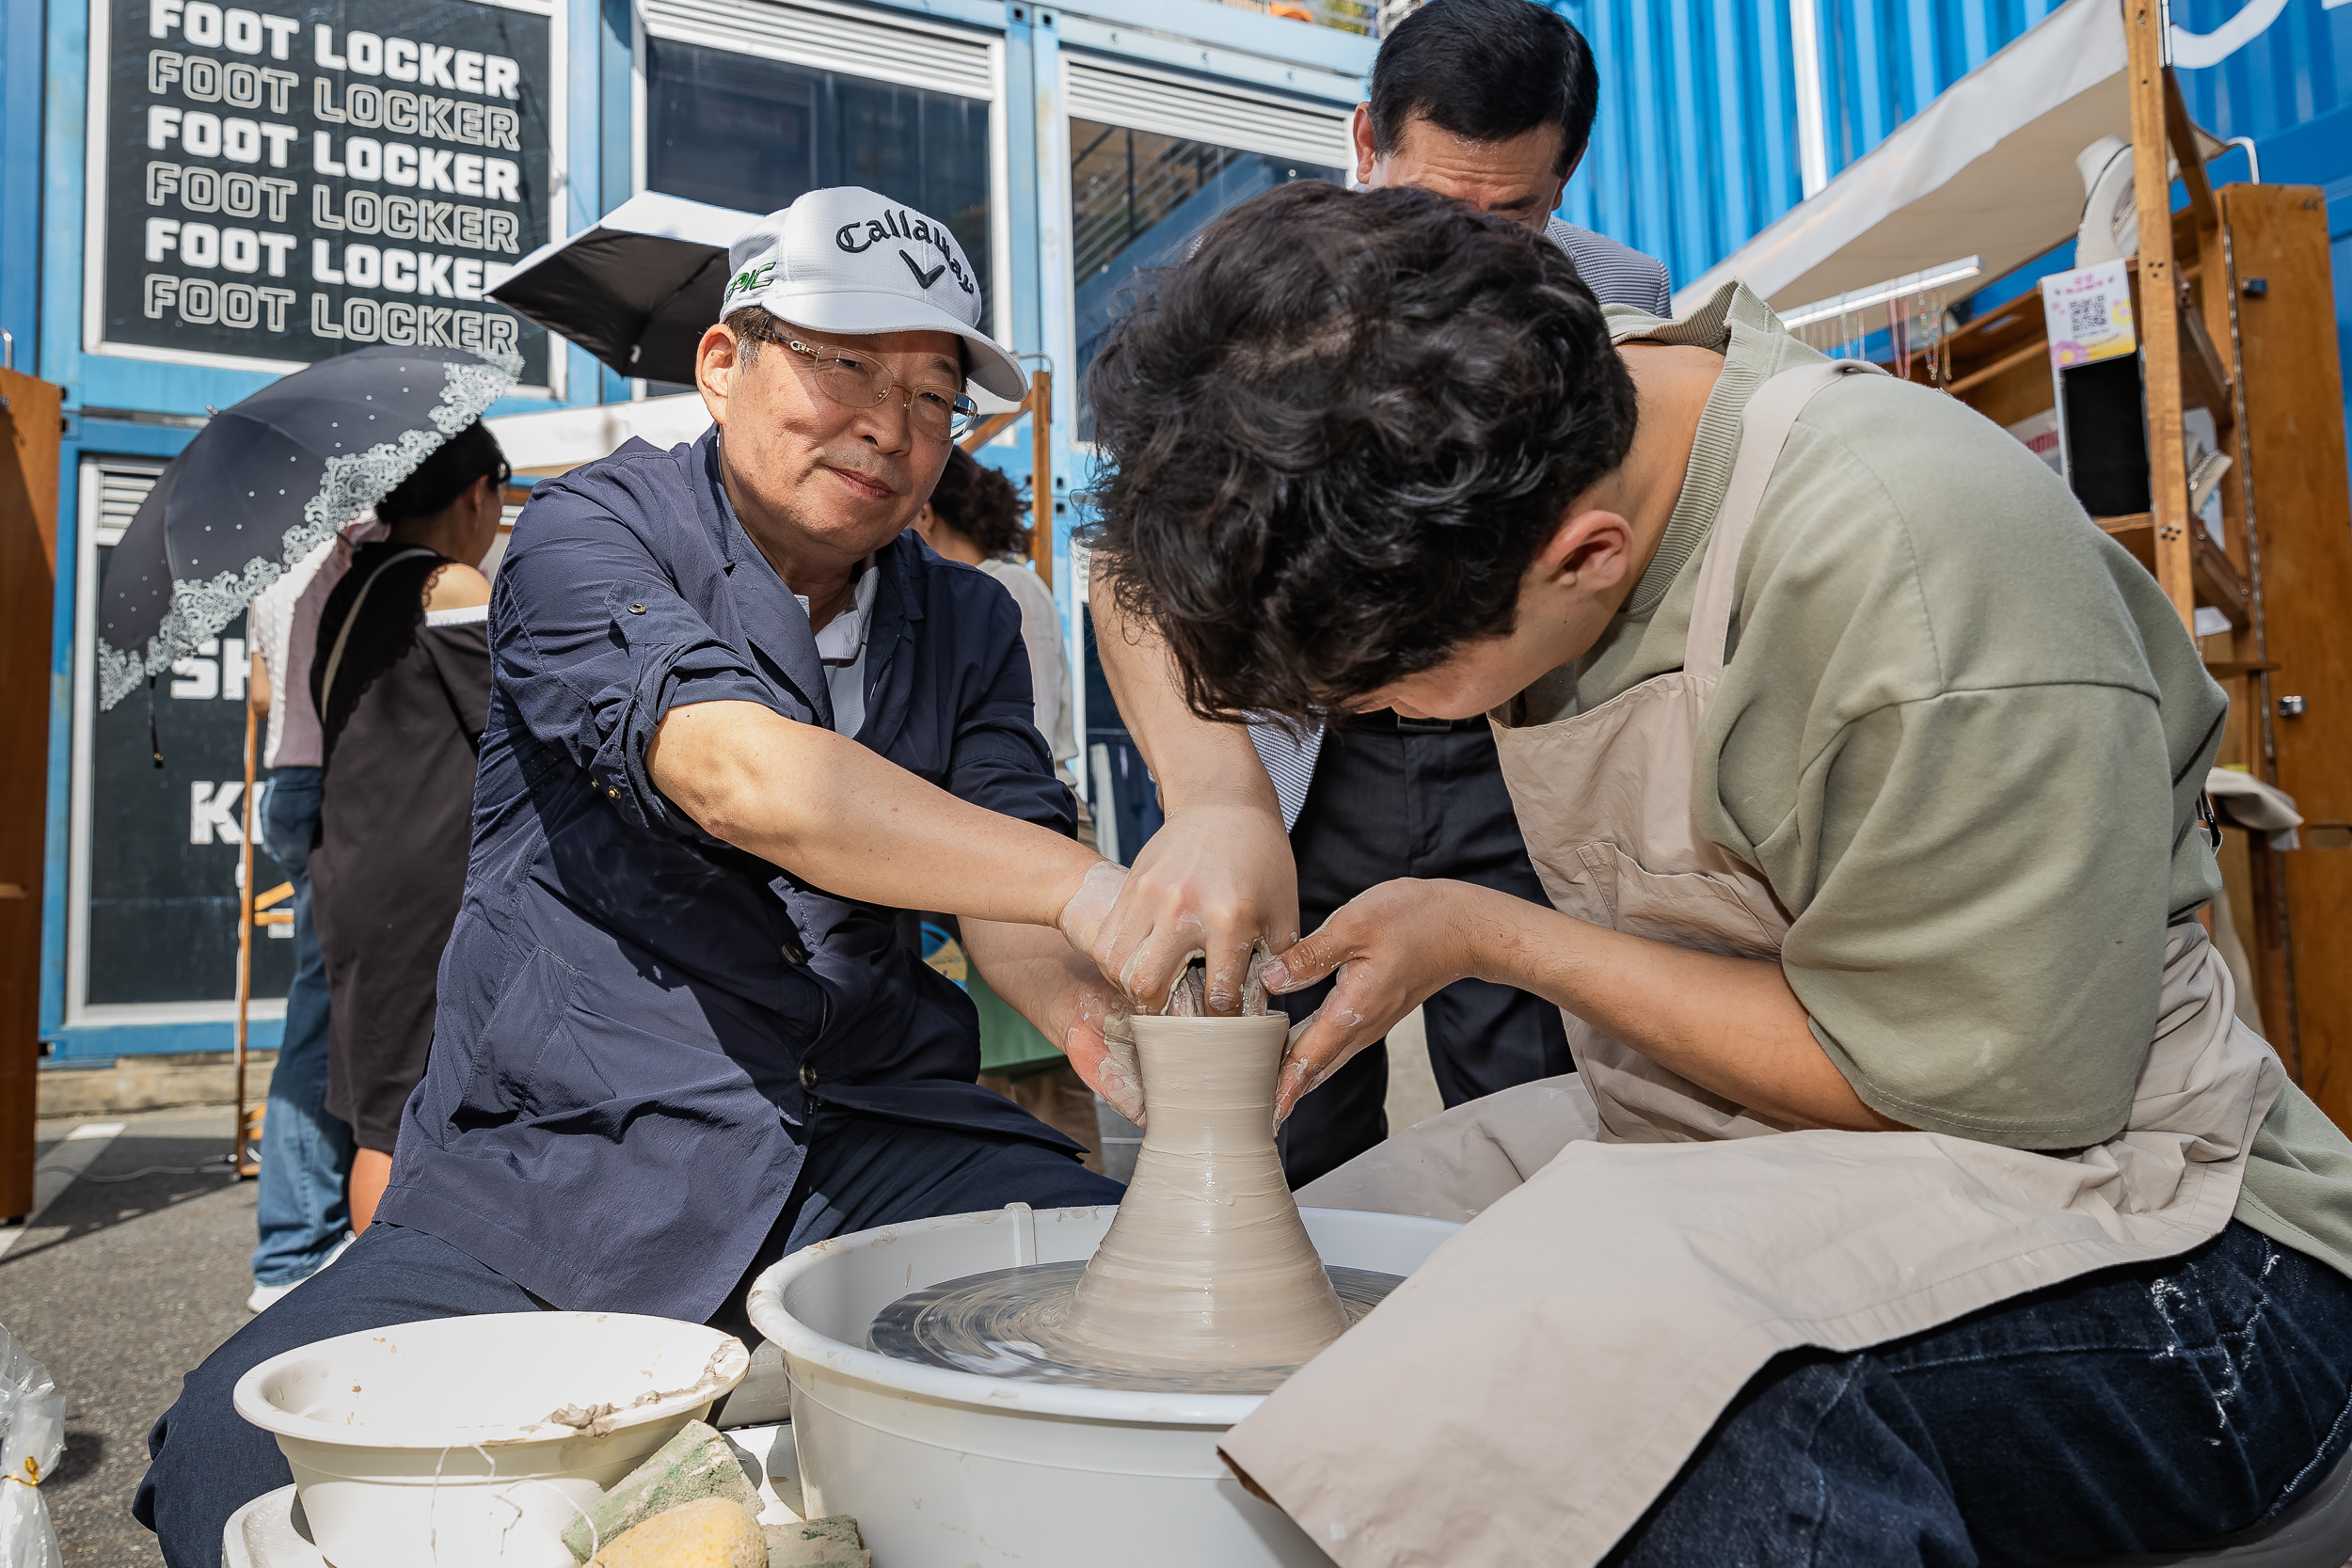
[1221,360,2287,1568]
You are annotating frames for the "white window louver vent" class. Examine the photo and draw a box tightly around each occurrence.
[1064,56,1353,170]
[639,0,993,101]
[95,462,165,547]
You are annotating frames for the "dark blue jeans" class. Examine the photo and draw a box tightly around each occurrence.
[251,768,356,1286]
[1606,1221,2352,1566]
[137,1105,1120,1567]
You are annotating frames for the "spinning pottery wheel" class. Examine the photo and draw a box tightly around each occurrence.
[866,1015,1397,1394]
[746,1014,1458,1565]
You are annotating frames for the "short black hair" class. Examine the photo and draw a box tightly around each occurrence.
[1370,0,1600,178]
[1082,182,1637,723]
[379,418,508,524]
[930,447,1028,558]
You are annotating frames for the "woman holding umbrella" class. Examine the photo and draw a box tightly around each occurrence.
[94,341,519,1252]
[309,420,507,1234]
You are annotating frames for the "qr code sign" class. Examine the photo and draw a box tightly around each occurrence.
[2066,296,2109,339]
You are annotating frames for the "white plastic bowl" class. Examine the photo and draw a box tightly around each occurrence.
[748,1204,1459,1568]
[232,1311,749,1568]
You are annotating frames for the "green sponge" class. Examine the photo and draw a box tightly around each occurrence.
[763,1515,871,1567]
[564,1420,761,1561]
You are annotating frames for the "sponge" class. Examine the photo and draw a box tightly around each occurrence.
[763,1515,872,1567]
[564,1420,761,1561]
[587,1497,765,1568]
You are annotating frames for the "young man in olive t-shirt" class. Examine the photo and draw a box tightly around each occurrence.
[1076,180,2352,1562]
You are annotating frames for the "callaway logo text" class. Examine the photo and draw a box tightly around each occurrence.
[835,209,975,295]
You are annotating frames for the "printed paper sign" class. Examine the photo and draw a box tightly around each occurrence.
[88,0,556,388]
[2042,260,2137,368]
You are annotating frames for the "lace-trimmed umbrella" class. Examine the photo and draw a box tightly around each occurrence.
[96,344,517,714]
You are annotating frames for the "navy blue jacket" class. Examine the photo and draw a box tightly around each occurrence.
[377,429,1076,1320]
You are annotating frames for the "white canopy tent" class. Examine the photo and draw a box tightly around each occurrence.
[1675,0,2220,318]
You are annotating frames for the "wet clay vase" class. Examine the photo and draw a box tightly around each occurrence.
[1060,1014,1351,1368]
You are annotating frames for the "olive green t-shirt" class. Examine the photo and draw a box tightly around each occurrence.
[1536,281,2352,1280]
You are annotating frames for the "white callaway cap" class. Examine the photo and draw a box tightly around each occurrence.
[721,186,1025,403]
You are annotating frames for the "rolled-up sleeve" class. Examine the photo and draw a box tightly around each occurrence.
[493,491,787,840]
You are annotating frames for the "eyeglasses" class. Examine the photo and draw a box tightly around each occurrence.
[781,337,977,441]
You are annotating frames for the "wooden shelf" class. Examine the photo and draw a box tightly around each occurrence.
[2178,305,2234,429]
[1902,261,2230,431]
[2094,512,2250,628]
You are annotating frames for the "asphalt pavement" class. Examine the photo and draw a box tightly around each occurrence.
[0,1108,256,1567]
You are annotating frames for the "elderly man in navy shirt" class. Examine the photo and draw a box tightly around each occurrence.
[137,187,1148,1564]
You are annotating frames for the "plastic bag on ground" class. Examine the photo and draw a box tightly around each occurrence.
[0,1323,63,1568]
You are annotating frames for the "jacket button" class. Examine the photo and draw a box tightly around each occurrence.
[628,602,646,614]
[799,1062,818,1089]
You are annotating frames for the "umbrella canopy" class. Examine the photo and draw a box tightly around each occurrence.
[488,191,758,386]
[97,345,516,709]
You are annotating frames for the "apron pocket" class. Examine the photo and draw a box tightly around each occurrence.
[1587,842,1782,958]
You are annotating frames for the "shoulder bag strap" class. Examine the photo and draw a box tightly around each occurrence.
[316,546,440,720]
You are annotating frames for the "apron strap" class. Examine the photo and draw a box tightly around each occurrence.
[1685,359,1884,683]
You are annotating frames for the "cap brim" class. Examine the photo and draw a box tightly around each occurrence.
[758,288,1028,403]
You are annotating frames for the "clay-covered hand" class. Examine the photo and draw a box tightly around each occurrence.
[978,888,1146,1126]
[1076,801,1301,1018]
[1059,980,1146,1128]
[1262,879,1478,1125]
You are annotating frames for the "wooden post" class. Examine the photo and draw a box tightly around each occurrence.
[1028,370,1054,592]
[2125,0,2196,631]
[958,370,1056,591]
[233,693,261,1178]
[0,367,60,1222]
[2222,185,2352,1126]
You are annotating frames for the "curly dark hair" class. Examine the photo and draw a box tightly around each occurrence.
[929,447,1028,558]
[1081,182,1638,723]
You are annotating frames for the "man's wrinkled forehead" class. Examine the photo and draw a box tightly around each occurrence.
[1382,115,1566,225]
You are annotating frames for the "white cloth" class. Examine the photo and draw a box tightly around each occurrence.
[796,558,880,738]
[976,555,1078,769]
[246,515,388,768]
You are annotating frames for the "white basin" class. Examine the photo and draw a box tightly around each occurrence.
[746,1203,1459,1568]
[232,1311,748,1568]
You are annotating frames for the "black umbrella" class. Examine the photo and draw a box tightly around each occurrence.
[97,344,517,712]
[487,190,755,386]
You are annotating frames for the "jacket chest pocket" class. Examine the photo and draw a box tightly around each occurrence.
[457,947,590,1118]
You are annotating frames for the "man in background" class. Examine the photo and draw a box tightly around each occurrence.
[1101,0,1674,1186]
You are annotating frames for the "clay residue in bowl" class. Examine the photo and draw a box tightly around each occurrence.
[868,1260,1405,1395]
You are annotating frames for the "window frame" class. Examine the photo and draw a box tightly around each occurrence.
[628,0,1012,397]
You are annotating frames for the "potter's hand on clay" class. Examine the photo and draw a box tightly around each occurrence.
[1051,865,1145,1123]
[1083,801,1301,1018]
[971,899,1146,1126]
[1066,994,1145,1128]
[1263,879,1476,1125]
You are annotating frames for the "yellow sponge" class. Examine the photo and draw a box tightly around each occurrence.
[588,1497,765,1568]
